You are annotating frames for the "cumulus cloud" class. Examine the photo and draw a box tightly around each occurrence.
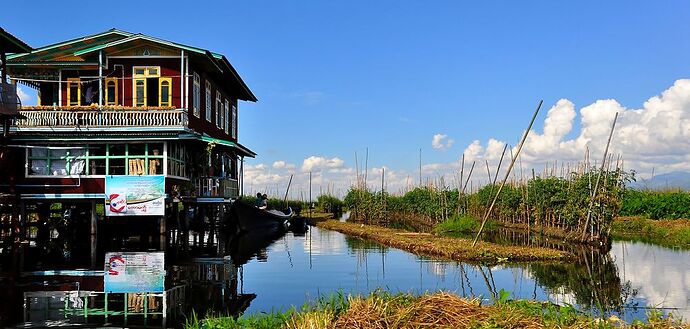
[16,86,33,105]
[462,79,690,178]
[301,156,344,172]
[432,134,455,150]
[245,79,690,197]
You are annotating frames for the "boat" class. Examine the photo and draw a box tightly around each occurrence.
[230,199,292,232]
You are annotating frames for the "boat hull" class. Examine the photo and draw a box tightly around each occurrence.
[230,200,290,232]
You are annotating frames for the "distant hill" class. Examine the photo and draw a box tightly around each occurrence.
[630,171,690,191]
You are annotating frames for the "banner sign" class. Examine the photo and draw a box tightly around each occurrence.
[105,175,165,216]
[104,252,165,293]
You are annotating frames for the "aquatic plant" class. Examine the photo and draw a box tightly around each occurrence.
[184,290,685,329]
[317,220,571,262]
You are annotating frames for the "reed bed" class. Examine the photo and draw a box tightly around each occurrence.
[316,220,571,262]
[612,217,690,249]
[186,291,687,329]
[345,166,633,243]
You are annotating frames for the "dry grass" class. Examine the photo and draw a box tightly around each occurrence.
[188,291,689,329]
[316,220,572,263]
[283,291,688,329]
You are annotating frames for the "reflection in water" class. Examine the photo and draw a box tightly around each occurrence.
[2,219,690,326]
[241,226,690,323]
[612,241,690,319]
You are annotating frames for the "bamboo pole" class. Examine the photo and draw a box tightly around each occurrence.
[283,174,294,209]
[493,144,508,185]
[473,100,543,247]
[580,112,619,241]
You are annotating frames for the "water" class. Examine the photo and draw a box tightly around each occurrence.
[2,222,689,327]
[239,226,690,322]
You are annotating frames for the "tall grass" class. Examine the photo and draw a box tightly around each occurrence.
[346,168,634,242]
[620,189,690,219]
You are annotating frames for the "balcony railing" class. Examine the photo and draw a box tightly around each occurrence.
[14,106,188,130]
[195,177,239,199]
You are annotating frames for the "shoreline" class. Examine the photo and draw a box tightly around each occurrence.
[315,220,572,263]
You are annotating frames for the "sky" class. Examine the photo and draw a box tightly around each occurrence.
[3,1,690,198]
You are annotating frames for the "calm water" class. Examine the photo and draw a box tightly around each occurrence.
[239,226,690,322]
[2,221,689,327]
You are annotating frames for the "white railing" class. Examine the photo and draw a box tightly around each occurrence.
[16,109,188,128]
[195,177,239,199]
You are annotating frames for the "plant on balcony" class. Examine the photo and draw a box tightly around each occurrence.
[21,105,177,111]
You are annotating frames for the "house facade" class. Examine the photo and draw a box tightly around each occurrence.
[1,29,257,264]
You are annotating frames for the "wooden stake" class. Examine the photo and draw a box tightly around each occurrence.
[473,100,543,247]
[580,112,619,241]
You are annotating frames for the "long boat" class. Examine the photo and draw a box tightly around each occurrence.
[230,199,292,232]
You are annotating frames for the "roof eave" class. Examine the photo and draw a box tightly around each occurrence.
[0,28,32,53]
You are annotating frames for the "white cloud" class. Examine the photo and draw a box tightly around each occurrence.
[245,79,690,197]
[16,86,34,105]
[462,79,690,179]
[432,133,455,150]
[301,156,344,172]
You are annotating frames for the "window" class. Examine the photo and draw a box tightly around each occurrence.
[205,81,212,122]
[159,78,172,107]
[224,99,230,133]
[67,78,80,106]
[193,72,200,117]
[133,66,164,107]
[167,142,187,178]
[28,146,86,176]
[27,143,166,176]
[105,78,118,106]
[134,79,147,107]
[231,103,237,139]
[216,92,222,127]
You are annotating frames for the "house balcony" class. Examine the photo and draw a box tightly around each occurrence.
[194,176,239,199]
[13,106,188,132]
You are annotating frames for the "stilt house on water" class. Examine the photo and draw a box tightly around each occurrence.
[0,29,257,266]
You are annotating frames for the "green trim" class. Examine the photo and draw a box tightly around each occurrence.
[8,61,99,66]
[74,34,208,56]
[200,136,256,157]
[7,29,132,60]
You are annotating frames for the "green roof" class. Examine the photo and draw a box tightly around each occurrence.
[7,29,257,102]
[201,136,256,158]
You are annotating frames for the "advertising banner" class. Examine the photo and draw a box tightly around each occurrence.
[104,252,165,293]
[105,175,165,216]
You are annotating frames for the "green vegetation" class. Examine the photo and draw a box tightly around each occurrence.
[346,169,633,241]
[612,217,690,249]
[184,290,685,329]
[434,214,496,236]
[620,189,690,219]
[317,220,571,262]
[316,194,344,215]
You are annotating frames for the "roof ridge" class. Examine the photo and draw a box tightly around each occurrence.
[7,29,132,60]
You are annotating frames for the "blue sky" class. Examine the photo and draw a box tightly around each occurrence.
[4,1,690,196]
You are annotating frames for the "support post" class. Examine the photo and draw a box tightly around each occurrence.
[98,51,103,110]
[159,215,166,251]
[90,200,97,268]
[180,50,185,109]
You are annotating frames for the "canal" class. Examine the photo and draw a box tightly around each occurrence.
[240,225,690,322]
[1,219,688,327]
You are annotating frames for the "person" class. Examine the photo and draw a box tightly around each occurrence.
[260,194,268,210]
[255,193,263,208]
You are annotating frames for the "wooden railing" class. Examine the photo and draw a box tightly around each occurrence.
[15,108,188,129]
[195,177,239,199]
